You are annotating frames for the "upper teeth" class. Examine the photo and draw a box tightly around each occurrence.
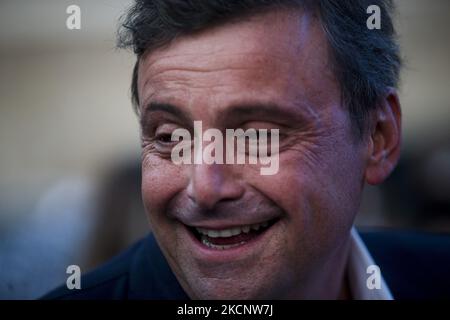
[195,221,269,238]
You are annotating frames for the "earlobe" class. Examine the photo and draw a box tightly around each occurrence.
[364,89,402,185]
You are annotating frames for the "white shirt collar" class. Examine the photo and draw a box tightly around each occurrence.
[347,227,394,300]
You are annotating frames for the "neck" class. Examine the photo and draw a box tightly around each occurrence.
[291,235,352,300]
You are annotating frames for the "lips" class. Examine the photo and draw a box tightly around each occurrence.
[187,218,278,250]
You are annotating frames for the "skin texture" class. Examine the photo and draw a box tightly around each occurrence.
[137,9,401,299]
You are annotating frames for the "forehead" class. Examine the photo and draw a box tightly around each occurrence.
[137,8,338,114]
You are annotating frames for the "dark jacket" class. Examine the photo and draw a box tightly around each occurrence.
[42,229,450,300]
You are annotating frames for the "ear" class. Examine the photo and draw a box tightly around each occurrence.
[364,89,402,185]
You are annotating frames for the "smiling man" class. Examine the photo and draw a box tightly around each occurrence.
[43,0,450,300]
[134,3,399,299]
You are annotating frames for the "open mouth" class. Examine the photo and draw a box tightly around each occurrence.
[187,218,279,250]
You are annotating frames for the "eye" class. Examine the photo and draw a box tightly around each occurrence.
[241,122,280,140]
[153,123,183,149]
[155,133,174,144]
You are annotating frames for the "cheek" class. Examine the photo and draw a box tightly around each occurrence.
[141,155,187,220]
[247,141,364,248]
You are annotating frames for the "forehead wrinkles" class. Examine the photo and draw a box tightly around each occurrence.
[139,52,292,96]
[137,8,335,110]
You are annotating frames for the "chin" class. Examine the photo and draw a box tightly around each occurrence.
[188,281,265,300]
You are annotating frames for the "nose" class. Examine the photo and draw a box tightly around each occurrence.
[187,163,245,210]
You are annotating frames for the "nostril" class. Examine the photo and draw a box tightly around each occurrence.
[187,163,245,208]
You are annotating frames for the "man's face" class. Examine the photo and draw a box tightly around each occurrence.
[138,9,368,299]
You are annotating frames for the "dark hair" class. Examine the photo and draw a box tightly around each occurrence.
[117,0,401,137]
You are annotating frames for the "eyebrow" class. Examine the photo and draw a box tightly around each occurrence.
[140,100,307,129]
[143,102,190,120]
[222,103,307,125]
[226,104,289,117]
[140,102,192,130]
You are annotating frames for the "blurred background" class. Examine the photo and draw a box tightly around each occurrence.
[0,0,449,299]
